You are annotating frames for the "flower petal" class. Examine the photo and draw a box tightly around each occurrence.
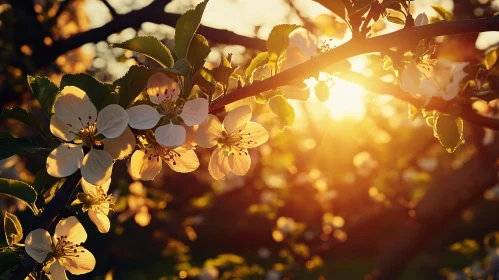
[415,13,428,26]
[147,73,179,104]
[96,104,128,139]
[126,105,162,129]
[25,229,53,263]
[181,124,198,149]
[240,121,269,148]
[400,60,422,96]
[81,177,111,196]
[102,127,136,160]
[164,147,199,173]
[130,149,162,181]
[50,260,68,280]
[228,151,251,176]
[54,86,97,130]
[443,82,460,101]
[46,143,84,178]
[54,216,87,245]
[223,105,252,134]
[61,246,95,275]
[419,78,440,98]
[289,28,318,57]
[81,149,113,186]
[451,62,469,84]
[208,147,230,180]
[179,98,209,126]
[88,208,110,233]
[50,115,76,142]
[155,123,186,148]
[196,115,223,148]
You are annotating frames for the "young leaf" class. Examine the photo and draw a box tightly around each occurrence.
[112,36,174,68]
[255,89,282,104]
[27,76,59,116]
[33,169,65,208]
[0,106,56,147]
[213,55,238,91]
[268,95,295,130]
[387,16,405,25]
[60,74,115,110]
[484,49,498,70]
[431,5,453,21]
[3,211,22,245]
[434,115,464,153]
[266,24,300,73]
[245,52,269,83]
[175,0,209,59]
[192,68,217,97]
[0,178,38,215]
[312,0,347,22]
[114,65,152,108]
[0,132,50,160]
[187,34,211,73]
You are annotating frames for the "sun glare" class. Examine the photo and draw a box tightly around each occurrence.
[325,79,366,121]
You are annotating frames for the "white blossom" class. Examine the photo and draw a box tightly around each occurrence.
[126,73,208,148]
[25,216,95,280]
[47,86,134,185]
[196,105,269,180]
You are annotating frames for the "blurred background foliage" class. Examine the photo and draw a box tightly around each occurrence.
[2,0,499,279]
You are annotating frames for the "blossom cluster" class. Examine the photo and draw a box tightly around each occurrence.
[25,71,269,279]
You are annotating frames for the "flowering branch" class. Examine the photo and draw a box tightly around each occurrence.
[210,16,499,112]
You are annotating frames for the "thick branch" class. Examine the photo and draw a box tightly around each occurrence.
[31,0,266,69]
[210,16,499,111]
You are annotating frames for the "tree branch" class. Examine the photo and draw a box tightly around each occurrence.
[31,0,266,69]
[337,71,499,130]
[210,16,499,111]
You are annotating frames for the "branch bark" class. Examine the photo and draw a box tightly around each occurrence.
[31,0,266,70]
[210,16,499,111]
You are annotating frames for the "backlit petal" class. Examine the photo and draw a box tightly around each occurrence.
[228,151,251,176]
[240,121,269,148]
[130,149,162,181]
[179,98,209,126]
[415,13,428,26]
[61,247,95,275]
[54,216,87,244]
[208,147,230,180]
[50,260,68,280]
[96,104,128,139]
[400,60,422,96]
[50,115,75,141]
[54,86,97,130]
[126,105,162,129]
[164,147,199,173]
[46,143,84,178]
[223,105,252,134]
[88,208,110,233]
[102,127,136,160]
[81,177,111,196]
[81,149,113,186]
[25,229,53,263]
[196,115,223,148]
[155,123,186,148]
[147,73,179,104]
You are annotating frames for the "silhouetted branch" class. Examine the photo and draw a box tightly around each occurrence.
[101,0,118,18]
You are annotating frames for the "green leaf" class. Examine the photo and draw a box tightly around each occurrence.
[186,34,211,73]
[60,74,116,110]
[112,36,174,68]
[0,132,50,160]
[431,5,453,21]
[192,68,216,97]
[255,89,282,104]
[0,249,18,278]
[268,95,295,130]
[312,0,347,22]
[0,178,39,215]
[27,76,59,117]
[245,52,269,83]
[213,55,238,90]
[266,24,300,73]
[33,169,64,207]
[175,0,209,59]
[473,90,499,103]
[0,106,56,148]
[434,115,464,153]
[114,65,151,108]
[387,16,405,25]
[3,211,22,245]
[484,49,498,70]
[171,58,191,77]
